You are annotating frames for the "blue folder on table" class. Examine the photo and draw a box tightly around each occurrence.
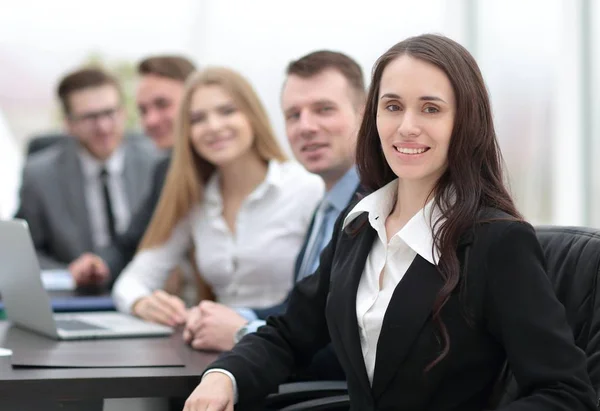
[0,295,115,313]
[0,269,116,313]
[48,295,116,312]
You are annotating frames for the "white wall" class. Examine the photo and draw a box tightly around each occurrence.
[0,111,23,219]
[190,0,468,152]
[476,0,581,225]
[0,0,594,225]
[0,0,203,146]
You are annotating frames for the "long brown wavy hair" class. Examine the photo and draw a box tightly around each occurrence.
[139,67,287,250]
[356,34,521,371]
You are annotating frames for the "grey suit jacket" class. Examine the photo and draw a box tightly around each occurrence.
[15,137,160,269]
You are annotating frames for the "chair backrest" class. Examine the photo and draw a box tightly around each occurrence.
[26,131,149,158]
[26,133,66,156]
[492,226,600,407]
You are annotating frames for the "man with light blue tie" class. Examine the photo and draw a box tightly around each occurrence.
[183,51,366,380]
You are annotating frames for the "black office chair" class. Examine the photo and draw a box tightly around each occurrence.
[264,381,348,410]
[269,225,600,410]
[26,130,149,158]
[26,132,67,156]
[490,226,600,408]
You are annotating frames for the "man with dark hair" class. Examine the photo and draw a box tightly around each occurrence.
[183,50,366,381]
[285,50,366,109]
[136,55,196,149]
[16,67,158,270]
[69,56,196,288]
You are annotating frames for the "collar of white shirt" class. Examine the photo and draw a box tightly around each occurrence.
[342,178,443,265]
[204,159,285,208]
[78,146,126,180]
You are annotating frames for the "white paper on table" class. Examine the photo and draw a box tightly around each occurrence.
[41,269,75,291]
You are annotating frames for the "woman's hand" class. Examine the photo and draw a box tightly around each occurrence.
[132,290,187,326]
[184,372,235,411]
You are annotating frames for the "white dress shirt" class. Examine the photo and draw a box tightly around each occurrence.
[112,160,324,314]
[342,179,442,385]
[78,148,130,249]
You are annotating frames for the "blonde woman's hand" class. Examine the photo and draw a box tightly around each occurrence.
[132,290,187,326]
[184,372,235,411]
[182,305,202,343]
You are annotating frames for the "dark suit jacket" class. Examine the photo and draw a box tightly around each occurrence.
[253,186,362,320]
[97,156,171,283]
[208,207,595,411]
[15,137,159,269]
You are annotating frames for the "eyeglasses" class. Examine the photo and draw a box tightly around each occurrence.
[69,107,121,126]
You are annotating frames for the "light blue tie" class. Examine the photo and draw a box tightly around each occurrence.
[297,201,334,282]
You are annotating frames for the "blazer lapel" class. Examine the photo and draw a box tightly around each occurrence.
[59,142,94,251]
[371,255,444,399]
[122,147,143,210]
[293,212,316,282]
[328,214,375,397]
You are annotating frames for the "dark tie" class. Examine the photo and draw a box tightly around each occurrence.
[99,168,117,241]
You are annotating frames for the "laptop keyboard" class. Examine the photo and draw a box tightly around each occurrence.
[55,319,107,331]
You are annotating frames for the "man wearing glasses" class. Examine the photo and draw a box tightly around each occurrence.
[15,67,159,271]
[67,56,197,288]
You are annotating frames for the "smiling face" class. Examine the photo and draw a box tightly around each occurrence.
[66,84,125,161]
[188,85,255,167]
[136,74,186,149]
[376,55,455,188]
[282,69,361,187]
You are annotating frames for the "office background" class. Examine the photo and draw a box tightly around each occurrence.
[0,0,598,226]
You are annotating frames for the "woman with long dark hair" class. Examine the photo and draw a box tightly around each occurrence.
[183,35,595,411]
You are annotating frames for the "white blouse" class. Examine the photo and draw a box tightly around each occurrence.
[112,160,324,314]
[343,179,442,385]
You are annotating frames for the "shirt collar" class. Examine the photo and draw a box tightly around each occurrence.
[323,166,360,213]
[263,159,284,189]
[204,159,285,207]
[343,178,443,265]
[78,146,125,179]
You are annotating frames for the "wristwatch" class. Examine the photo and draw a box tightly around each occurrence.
[234,323,250,344]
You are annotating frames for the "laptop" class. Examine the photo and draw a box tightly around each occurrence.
[0,219,173,340]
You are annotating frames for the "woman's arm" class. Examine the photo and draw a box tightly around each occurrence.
[485,222,596,411]
[112,213,193,315]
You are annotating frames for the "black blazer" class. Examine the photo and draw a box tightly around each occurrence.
[99,155,171,283]
[207,207,595,410]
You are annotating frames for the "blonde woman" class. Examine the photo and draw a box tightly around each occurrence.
[112,67,323,327]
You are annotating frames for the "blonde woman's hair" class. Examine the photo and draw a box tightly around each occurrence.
[139,67,287,249]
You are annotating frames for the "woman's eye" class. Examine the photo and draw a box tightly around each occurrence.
[190,115,205,124]
[222,106,237,115]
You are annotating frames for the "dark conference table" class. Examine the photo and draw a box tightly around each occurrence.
[0,321,218,410]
